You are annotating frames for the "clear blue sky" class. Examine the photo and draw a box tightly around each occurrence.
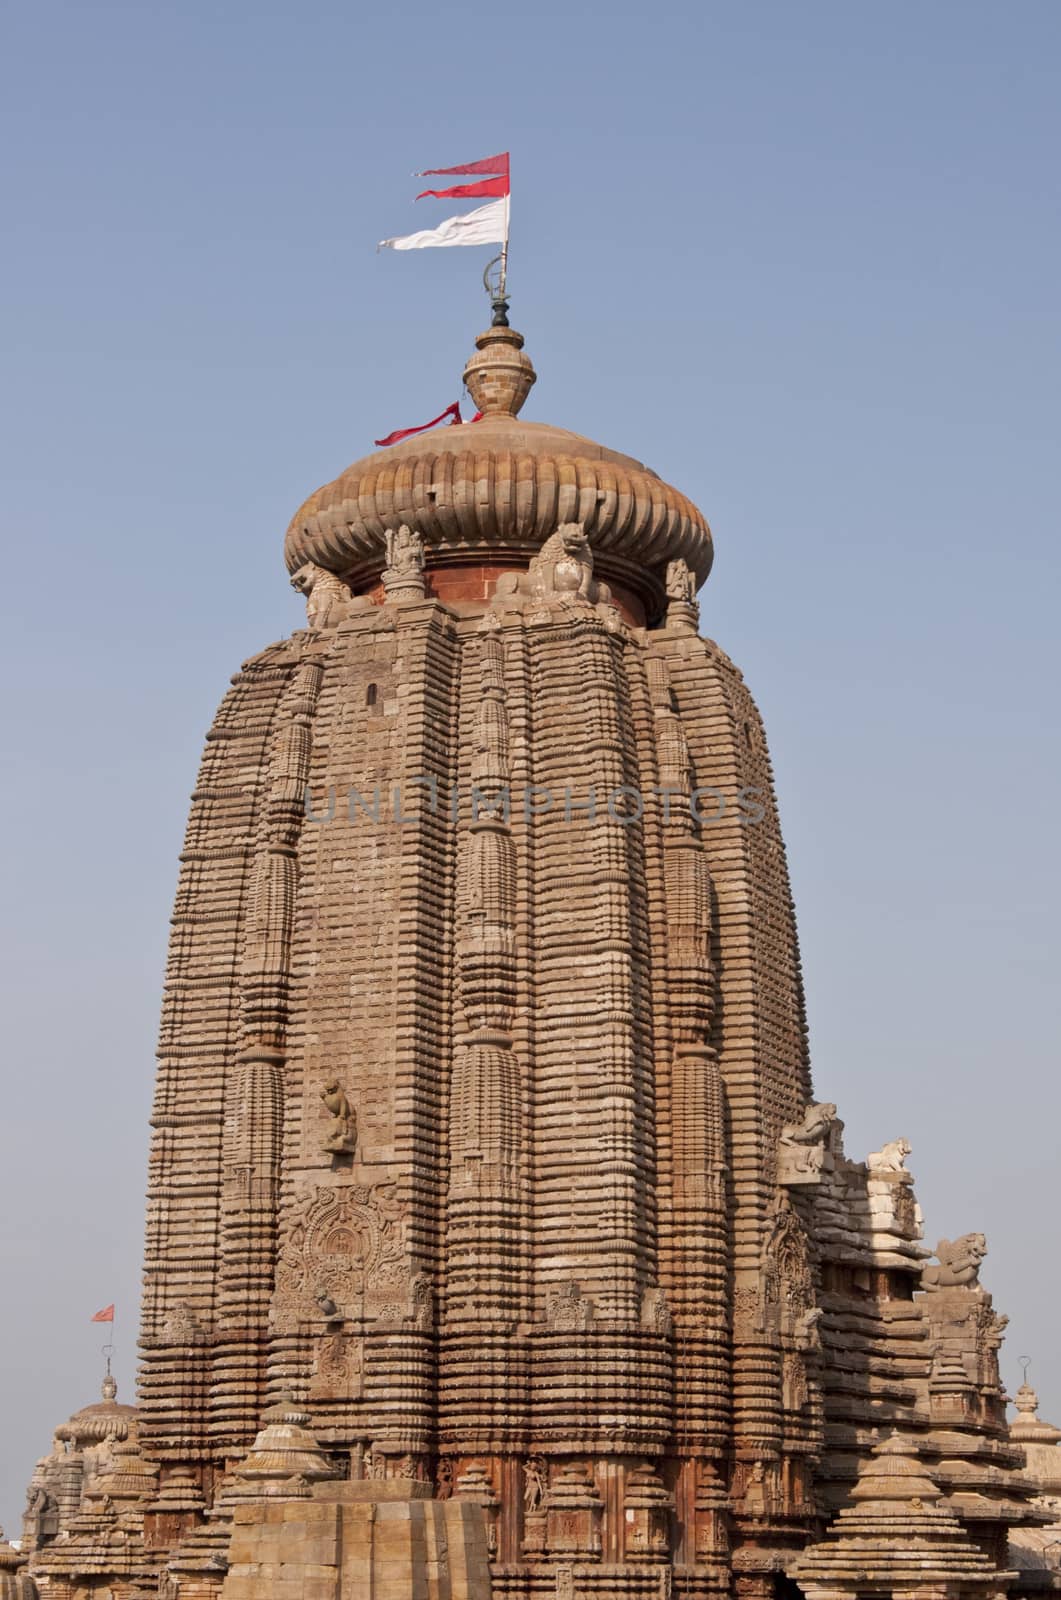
[1,0,1059,1532]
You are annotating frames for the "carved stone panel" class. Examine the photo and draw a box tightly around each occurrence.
[272,1183,407,1331]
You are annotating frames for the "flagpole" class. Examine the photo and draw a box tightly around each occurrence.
[103,1305,115,1382]
[499,189,510,300]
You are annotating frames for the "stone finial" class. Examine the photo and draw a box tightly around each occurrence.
[1015,1381,1039,1417]
[463,323,536,418]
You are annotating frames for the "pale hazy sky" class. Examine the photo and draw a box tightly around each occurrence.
[1,0,1059,1533]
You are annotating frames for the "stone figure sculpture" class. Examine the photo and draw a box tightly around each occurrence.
[496,523,613,609]
[290,562,350,629]
[523,1457,546,1513]
[382,524,426,600]
[319,1080,357,1156]
[794,1307,824,1353]
[662,554,700,632]
[867,1137,912,1174]
[922,1233,988,1291]
[664,558,696,602]
[778,1102,838,1180]
[536,524,606,601]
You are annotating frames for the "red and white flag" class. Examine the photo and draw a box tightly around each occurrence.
[379,152,509,252]
[91,1304,115,1323]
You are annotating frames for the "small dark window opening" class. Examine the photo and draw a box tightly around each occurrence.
[366,683,378,707]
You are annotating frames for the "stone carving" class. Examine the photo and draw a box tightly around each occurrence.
[319,1079,357,1157]
[867,1137,911,1174]
[974,1304,1008,1392]
[665,558,697,602]
[273,1182,406,1330]
[523,1457,546,1513]
[290,562,350,629]
[641,1287,673,1337]
[547,1280,594,1331]
[406,1272,435,1331]
[662,556,699,631]
[769,1207,815,1313]
[783,1353,810,1412]
[778,1101,838,1182]
[794,1307,824,1353]
[382,524,426,600]
[496,523,613,610]
[531,524,607,602]
[309,1331,363,1402]
[160,1302,205,1345]
[922,1233,988,1291]
[23,1487,58,1547]
[740,1460,771,1518]
[436,1460,453,1500]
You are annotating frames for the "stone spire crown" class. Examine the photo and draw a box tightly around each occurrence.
[283,319,712,622]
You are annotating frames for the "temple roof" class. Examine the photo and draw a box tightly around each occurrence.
[1010,1383,1061,1497]
[55,1375,137,1447]
[283,320,712,609]
[791,1432,1014,1593]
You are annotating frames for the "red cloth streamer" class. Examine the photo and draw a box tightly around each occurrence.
[416,175,509,201]
[92,1304,115,1323]
[416,151,509,179]
[374,401,463,448]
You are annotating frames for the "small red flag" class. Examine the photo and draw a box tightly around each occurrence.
[416,176,509,202]
[416,151,509,180]
[374,401,464,449]
[91,1304,115,1323]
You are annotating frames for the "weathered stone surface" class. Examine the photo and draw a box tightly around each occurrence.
[222,1481,491,1600]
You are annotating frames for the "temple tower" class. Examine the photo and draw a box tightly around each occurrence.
[19,314,1038,1600]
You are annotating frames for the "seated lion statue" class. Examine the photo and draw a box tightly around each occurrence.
[921,1232,987,1290]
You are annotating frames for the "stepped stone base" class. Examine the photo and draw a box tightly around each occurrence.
[223,1482,492,1600]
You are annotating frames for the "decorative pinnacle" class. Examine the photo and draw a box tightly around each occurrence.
[463,321,537,419]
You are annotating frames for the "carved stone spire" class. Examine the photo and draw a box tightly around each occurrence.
[462,323,536,418]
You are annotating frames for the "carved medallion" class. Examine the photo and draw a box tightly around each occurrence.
[272,1183,407,1330]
